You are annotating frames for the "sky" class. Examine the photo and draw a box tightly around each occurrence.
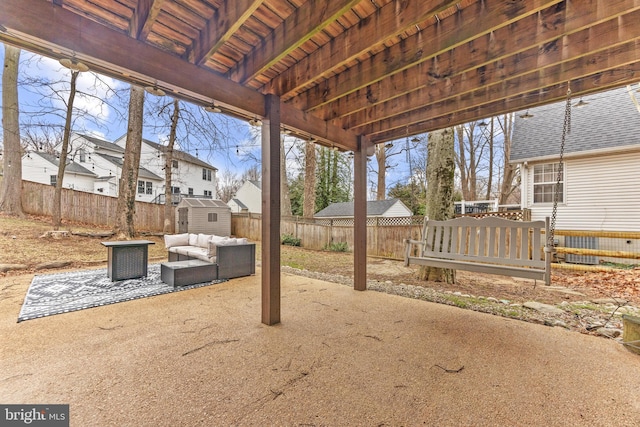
[0,42,419,199]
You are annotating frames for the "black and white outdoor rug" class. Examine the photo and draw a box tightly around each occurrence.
[18,264,226,322]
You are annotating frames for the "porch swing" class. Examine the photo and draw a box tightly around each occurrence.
[403,85,573,286]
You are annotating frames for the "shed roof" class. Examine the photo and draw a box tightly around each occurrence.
[511,86,640,162]
[178,198,230,209]
[315,199,404,218]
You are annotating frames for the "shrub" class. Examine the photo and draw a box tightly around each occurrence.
[325,241,349,252]
[281,233,301,246]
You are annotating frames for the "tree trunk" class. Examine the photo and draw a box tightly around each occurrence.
[114,85,145,238]
[0,45,24,216]
[485,117,494,201]
[302,140,317,218]
[163,99,179,233]
[52,70,79,230]
[280,135,292,216]
[417,128,456,283]
[376,144,386,200]
[499,113,518,206]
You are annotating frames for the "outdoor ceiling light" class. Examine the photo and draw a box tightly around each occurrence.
[477,120,488,127]
[411,136,420,143]
[59,58,89,72]
[204,103,221,113]
[144,84,166,97]
[573,98,589,108]
[519,110,534,119]
[385,142,393,149]
[248,118,262,127]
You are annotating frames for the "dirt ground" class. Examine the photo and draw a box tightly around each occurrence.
[2,212,639,310]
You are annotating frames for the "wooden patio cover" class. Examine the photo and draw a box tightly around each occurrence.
[1,0,639,324]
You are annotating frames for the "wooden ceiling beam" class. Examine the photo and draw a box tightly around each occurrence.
[228,0,361,85]
[344,9,640,130]
[130,0,165,40]
[288,0,563,113]
[263,0,459,98]
[367,60,640,143]
[0,0,358,151]
[321,1,640,122]
[191,0,263,66]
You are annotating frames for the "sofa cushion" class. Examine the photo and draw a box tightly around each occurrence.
[196,233,213,248]
[188,233,198,246]
[164,233,189,248]
[217,237,238,246]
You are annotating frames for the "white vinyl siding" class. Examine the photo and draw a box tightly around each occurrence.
[381,200,412,217]
[526,151,640,231]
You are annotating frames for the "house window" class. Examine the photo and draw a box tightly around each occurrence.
[172,160,178,169]
[78,149,86,163]
[204,190,212,197]
[171,186,181,194]
[533,163,564,204]
[138,180,145,194]
[188,188,193,196]
[202,168,212,181]
[146,182,153,195]
[208,212,218,222]
[50,175,57,186]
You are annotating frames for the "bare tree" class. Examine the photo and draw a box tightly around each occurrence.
[162,99,179,233]
[302,140,317,218]
[417,128,456,283]
[454,122,489,200]
[0,45,24,216]
[113,85,145,238]
[51,69,79,229]
[496,113,519,205]
[216,169,241,203]
[280,134,292,216]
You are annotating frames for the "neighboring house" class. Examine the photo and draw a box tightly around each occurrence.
[314,198,412,219]
[510,85,640,232]
[228,180,262,213]
[114,136,218,203]
[21,132,217,204]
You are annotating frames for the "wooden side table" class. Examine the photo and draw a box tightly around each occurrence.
[101,240,155,281]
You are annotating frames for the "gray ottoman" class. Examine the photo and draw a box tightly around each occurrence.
[161,260,218,287]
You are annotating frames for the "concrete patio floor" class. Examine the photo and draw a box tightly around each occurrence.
[2,268,640,426]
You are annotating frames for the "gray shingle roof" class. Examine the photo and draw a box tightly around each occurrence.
[78,133,125,153]
[230,198,248,209]
[178,198,229,209]
[142,139,217,170]
[96,154,163,181]
[510,86,640,162]
[36,152,96,176]
[315,199,401,217]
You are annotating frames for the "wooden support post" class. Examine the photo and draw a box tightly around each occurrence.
[353,135,368,291]
[261,94,281,325]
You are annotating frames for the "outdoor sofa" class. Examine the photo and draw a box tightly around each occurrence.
[163,233,255,280]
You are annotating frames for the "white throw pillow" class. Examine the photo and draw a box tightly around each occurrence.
[188,233,198,246]
[164,233,189,248]
[197,233,212,247]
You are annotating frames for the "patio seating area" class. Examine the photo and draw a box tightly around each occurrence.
[2,268,640,425]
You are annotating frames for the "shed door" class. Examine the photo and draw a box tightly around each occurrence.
[178,208,188,233]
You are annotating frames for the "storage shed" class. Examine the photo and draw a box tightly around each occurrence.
[175,198,231,236]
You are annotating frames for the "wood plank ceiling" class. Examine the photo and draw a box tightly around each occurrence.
[1,0,640,150]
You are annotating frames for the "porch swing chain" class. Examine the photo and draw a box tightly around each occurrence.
[548,85,571,248]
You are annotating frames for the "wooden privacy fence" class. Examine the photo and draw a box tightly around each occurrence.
[20,180,165,231]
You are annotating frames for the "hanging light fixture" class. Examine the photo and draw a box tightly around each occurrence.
[477,120,488,127]
[384,142,394,149]
[59,57,89,72]
[519,110,534,119]
[573,98,589,108]
[204,103,221,113]
[411,136,420,143]
[144,83,166,97]
[248,117,262,127]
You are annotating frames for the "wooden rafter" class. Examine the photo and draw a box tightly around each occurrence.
[191,0,264,65]
[287,0,563,113]
[228,0,361,85]
[131,0,165,40]
[263,0,459,97]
